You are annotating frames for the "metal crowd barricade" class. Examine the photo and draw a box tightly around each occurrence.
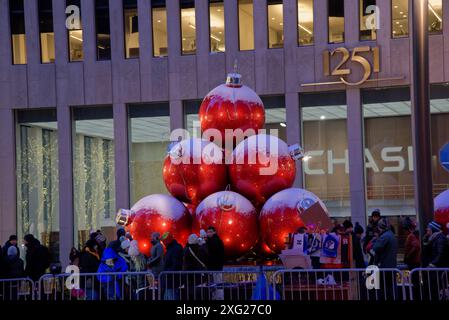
[37,271,156,301]
[271,268,407,301]
[408,268,449,301]
[0,278,35,301]
[157,270,275,301]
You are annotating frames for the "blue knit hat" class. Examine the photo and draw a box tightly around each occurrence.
[428,221,442,233]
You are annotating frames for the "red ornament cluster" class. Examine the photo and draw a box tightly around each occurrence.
[117,72,333,260]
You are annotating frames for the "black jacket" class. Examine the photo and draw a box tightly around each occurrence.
[164,240,183,272]
[352,233,366,268]
[2,241,18,257]
[428,232,449,267]
[183,244,207,271]
[5,255,24,279]
[79,250,101,273]
[206,235,225,271]
[25,239,51,281]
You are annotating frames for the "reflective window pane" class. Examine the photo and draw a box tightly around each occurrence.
[362,88,415,217]
[268,1,283,49]
[392,0,408,38]
[129,104,170,204]
[66,0,84,62]
[10,0,27,64]
[328,0,344,43]
[301,92,350,219]
[298,0,314,46]
[38,0,55,63]
[264,96,286,142]
[152,1,168,57]
[95,0,111,60]
[73,107,115,248]
[238,0,254,51]
[181,1,196,55]
[124,0,139,58]
[428,0,442,33]
[209,1,225,53]
[360,0,377,41]
[16,110,59,261]
[430,85,449,195]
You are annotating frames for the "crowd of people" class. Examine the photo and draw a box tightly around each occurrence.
[1,210,449,299]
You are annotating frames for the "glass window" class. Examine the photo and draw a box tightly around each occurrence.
[209,1,225,53]
[95,0,111,60]
[73,107,115,249]
[184,100,202,138]
[129,103,170,204]
[181,0,196,55]
[328,0,344,43]
[16,109,59,261]
[392,0,408,38]
[360,0,377,41]
[301,92,350,219]
[362,88,415,219]
[428,0,442,33]
[124,0,139,58]
[238,0,254,51]
[298,0,314,46]
[66,0,84,62]
[9,0,27,64]
[430,84,449,195]
[152,0,168,57]
[263,96,287,142]
[268,1,283,49]
[38,0,55,63]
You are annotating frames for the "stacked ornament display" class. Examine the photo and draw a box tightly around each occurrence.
[116,71,330,259]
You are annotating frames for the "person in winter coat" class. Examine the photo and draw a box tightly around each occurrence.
[182,234,208,300]
[148,232,164,276]
[206,226,225,300]
[423,221,449,268]
[370,218,398,301]
[97,247,128,300]
[364,209,381,253]
[371,218,398,268]
[343,220,366,269]
[78,239,101,300]
[421,221,449,300]
[69,247,80,266]
[5,246,24,278]
[23,234,51,282]
[403,219,421,270]
[2,235,18,257]
[161,232,183,300]
[206,226,225,271]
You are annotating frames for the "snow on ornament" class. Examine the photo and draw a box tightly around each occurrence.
[193,191,258,258]
[228,134,296,209]
[163,138,228,205]
[116,194,191,256]
[259,188,331,254]
[199,71,265,148]
[434,189,449,231]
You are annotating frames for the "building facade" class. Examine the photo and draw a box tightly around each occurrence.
[0,0,448,262]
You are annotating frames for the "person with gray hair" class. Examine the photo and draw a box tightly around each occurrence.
[148,232,164,276]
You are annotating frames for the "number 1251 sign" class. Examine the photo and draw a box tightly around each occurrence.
[323,46,380,86]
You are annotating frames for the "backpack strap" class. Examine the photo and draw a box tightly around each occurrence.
[188,247,207,269]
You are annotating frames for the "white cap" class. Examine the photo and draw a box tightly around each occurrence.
[121,239,131,250]
[188,234,199,245]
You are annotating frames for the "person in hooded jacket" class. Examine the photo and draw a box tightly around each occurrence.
[182,234,208,300]
[97,247,128,300]
[161,232,183,300]
[23,234,51,282]
[79,239,101,300]
[2,246,24,300]
[2,235,18,257]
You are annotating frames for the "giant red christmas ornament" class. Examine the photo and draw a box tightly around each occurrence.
[193,191,258,258]
[117,194,192,256]
[259,188,329,254]
[228,134,296,209]
[163,138,227,205]
[434,189,449,230]
[199,72,265,147]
